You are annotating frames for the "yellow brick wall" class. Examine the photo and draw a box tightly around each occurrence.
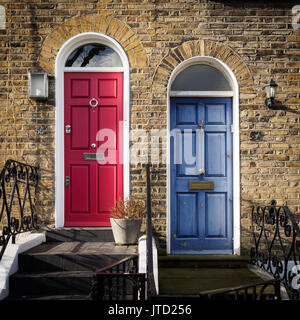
[1,0,299,254]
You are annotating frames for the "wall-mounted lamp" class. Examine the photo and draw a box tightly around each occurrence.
[264,79,277,108]
[29,72,48,100]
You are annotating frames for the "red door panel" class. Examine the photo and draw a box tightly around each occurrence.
[64,72,123,226]
[70,165,90,213]
[98,166,116,215]
[71,106,90,149]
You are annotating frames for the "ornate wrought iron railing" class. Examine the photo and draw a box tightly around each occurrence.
[0,159,39,260]
[203,279,281,301]
[250,200,300,300]
[91,255,146,300]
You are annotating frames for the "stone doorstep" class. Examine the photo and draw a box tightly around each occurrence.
[18,241,138,273]
[158,254,249,269]
[158,266,271,295]
[41,227,115,243]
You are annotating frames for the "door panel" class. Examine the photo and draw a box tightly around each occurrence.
[70,165,90,213]
[98,79,117,98]
[176,193,198,238]
[205,133,226,176]
[98,165,117,214]
[64,72,123,226]
[170,97,233,254]
[71,106,90,149]
[71,79,90,97]
[205,192,226,238]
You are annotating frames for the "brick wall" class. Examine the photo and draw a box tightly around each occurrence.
[0,0,299,254]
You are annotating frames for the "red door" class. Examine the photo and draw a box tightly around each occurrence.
[64,72,123,226]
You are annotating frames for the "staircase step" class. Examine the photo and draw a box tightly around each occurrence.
[18,242,137,272]
[158,267,263,295]
[9,271,93,297]
[158,255,249,269]
[43,227,114,243]
[7,294,92,301]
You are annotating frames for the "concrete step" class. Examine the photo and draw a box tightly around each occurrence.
[7,294,92,301]
[18,241,137,272]
[158,255,249,269]
[9,271,93,297]
[42,227,114,243]
[158,267,264,295]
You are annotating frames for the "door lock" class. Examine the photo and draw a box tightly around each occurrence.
[91,143,96,149]
[65,176,70,188]
[65,125,71,134]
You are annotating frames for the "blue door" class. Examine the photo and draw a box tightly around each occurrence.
[170,97,233,254]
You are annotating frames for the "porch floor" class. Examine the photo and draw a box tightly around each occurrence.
[158,255,266,295]
[27,241,137,256]
[158,267,263,295]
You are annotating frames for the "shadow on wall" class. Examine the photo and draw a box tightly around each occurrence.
[28,4,55,225]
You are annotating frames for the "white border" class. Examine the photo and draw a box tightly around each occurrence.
[55,32,130,228]
[166,56,240,255]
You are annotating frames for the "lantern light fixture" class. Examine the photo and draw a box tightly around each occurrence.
[28,72,48,100]
[264,79,277,108]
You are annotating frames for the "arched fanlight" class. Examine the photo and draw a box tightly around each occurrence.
[65,43,122,68]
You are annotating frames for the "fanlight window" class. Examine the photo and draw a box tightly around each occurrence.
[65,43,122,68]
[171,64,232,91]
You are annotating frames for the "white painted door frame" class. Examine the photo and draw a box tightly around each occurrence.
[54,32,130,228]
[166,56,241,255]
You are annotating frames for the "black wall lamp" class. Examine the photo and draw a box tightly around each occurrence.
[264,79,278,108]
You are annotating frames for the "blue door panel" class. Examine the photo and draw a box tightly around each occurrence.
[205,193,227,238]
[176,193,198,238]
[176,104,198,125]
[205,132,226,177]
[170,97,233,254]
[205,104,226,125]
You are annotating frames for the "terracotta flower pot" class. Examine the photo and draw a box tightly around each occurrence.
[110,218,142,245]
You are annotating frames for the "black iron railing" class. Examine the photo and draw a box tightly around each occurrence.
[91,255,146,300]
[145,163,157,298]
[251,200,300,300]
[0,160,39,260]
[91,164,157,300]
[204,279,281,301]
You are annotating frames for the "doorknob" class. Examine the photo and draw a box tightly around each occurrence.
[198,168,205,175]
[91,143,96,149]
[199,120,204,131]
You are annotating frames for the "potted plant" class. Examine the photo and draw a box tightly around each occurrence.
[110,198,146,245]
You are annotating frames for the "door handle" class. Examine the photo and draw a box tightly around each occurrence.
[65,176,70,188]
[199,120,204,131]
[65,125,71,134]
[198,168,205,175]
